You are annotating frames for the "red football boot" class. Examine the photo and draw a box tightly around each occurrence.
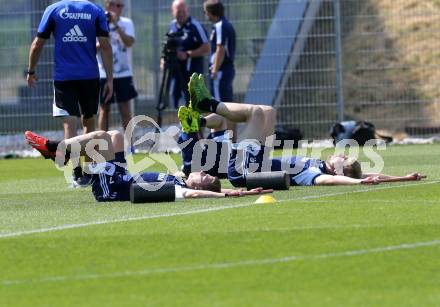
[24,131,56,160]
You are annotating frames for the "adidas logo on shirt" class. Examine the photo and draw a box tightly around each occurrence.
[62,25,87,42]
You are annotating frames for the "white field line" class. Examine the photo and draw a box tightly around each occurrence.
[212,222,440,233]
[301,199,440,204]
[0,180,438,239]
[2,239,440,286]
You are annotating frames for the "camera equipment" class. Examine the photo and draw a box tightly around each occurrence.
[330,120,392,146]
[161,31,183,63]
[156,30,186,127]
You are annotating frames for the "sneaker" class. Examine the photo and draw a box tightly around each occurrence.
[187,73,199,106]
[24,131,55,160]
[188,73,213,112]
[178,106,200,133]
[189,108,202,132]
[71,175,92,188]
[178,106,191,133]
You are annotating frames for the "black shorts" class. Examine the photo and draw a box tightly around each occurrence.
[100,76,138,104]
[53,79,100,118]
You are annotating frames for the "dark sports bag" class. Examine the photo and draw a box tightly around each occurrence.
[274,127,303,149]
[330,121,392,146]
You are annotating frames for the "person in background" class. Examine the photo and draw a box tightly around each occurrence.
[97,0,138,132]
[203,0,236,141]
[163,0,210,108]
[27,0,113,187]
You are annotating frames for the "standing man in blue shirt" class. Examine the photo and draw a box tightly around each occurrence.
[203,0,236,140]
[27,0,114,187]
[163,0,210,108]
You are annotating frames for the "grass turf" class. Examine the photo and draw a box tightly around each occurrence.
[0,144,439,306]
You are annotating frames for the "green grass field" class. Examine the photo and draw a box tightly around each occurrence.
[0,144,439,306]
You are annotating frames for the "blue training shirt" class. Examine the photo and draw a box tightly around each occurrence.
[133,172,186,187]
[209,16,236,71]
[37,0,109,81]
[227,144,327,187]
[169,16,208,74]
[271,156,326,186]
[89,160,187,202]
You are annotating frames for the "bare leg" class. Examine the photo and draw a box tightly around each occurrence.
[226,120,237,143]
[81,116,96,166]
[107,130,127,171]
[205,113,227,132]
[62,116,81,174]
[190,74,276,142]
[107,130,124,153]
[62,130,115,162]
[82,116,96,134]
[214,103,276,142]
[98,103,110,131]
[259,105,276,136]
[63,116,78,139]
[215,102,255,123]
[117,101,132,131]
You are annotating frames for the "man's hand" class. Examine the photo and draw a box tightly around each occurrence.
[103,79,113,103]
[108,11,119,25]
[405,173,426,181]
[98,36,113,94]
[361,176,380,185]
[225,187,273,197]
[27,37,46,88]
[27,73,38,87]
[210,45,225,80]
[177,51,188,61]
[361,173,427,184]
[210,69,218,80]
[225,190,242,197]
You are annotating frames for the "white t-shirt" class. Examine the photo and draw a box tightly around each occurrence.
[98,16,135,79]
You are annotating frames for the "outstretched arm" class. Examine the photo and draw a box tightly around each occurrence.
[362,172,425,180]
[315,174,365,185]
[187,42,210,58]
[361,172,426,183]
[183,187,272,198]
[315,172,426,186]
[183,189,226,198]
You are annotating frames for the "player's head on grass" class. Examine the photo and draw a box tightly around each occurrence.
[325,155,362,179]
[186,171,221,192]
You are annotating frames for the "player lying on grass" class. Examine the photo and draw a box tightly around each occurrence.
[180,73,425,187]
[24,130,270,202]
